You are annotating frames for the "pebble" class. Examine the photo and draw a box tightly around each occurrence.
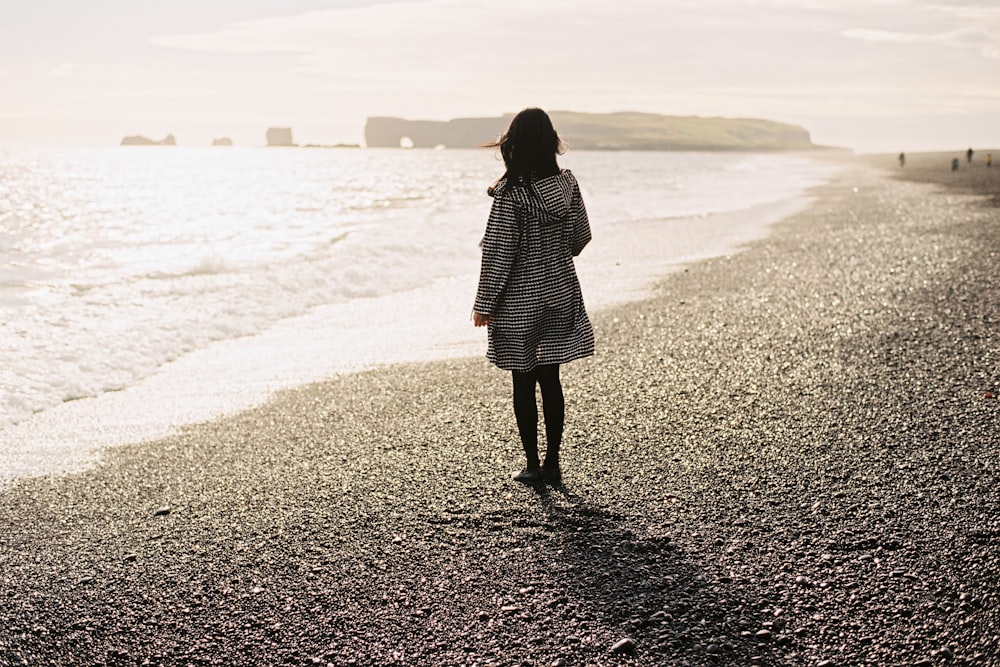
[754,629,772,642]
[153,506,171,517]
[611,638,636,654]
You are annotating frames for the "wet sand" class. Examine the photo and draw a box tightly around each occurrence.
[1,155,997,666]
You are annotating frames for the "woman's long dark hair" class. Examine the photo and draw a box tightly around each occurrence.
[486,108,565,191]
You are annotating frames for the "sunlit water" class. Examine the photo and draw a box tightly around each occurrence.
[0,147,838,480]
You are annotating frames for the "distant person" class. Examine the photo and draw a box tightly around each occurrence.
[988,153,993,168]
[967,147,974,163]
[473,108,594,485]
[952,157,960,172]
[898,152,905,167]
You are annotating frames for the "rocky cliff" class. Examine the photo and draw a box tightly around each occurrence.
[365,112,817,151]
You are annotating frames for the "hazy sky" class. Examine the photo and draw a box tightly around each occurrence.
[2,0,998,152]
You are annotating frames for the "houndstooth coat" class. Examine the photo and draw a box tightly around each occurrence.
[474,169,594,372]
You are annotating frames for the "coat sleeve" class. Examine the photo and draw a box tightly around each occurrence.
[474,194,521,316]
[570,182,592,257]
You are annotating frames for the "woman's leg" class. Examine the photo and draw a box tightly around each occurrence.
[535,364,564,469]
[511,369,540,469]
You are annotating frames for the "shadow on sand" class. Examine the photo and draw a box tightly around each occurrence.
[499,481,777,664]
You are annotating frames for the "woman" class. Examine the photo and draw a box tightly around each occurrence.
[472,108,594,484]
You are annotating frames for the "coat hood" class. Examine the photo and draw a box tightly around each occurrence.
[491,170,578,226]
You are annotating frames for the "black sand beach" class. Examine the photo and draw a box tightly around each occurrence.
[1,155,998,666]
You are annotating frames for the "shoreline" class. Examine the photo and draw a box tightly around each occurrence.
[1,157,997,665]
[0,162,833,486]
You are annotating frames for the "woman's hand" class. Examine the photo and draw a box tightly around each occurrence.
[472,311,492,327]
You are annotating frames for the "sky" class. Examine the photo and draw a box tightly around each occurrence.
[2,0,998,153]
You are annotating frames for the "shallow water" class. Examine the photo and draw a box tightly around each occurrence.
[0,147,838,480]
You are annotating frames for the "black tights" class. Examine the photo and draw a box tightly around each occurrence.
[511,364,564,469]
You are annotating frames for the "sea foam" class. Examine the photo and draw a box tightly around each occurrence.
[0,147,839,481]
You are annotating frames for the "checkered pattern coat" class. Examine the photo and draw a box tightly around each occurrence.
[474,169,594,372]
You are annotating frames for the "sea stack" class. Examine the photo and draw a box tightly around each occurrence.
[212,137,234,147]
[266,127,295,147]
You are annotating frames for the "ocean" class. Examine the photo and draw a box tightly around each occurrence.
[0,147,838,481]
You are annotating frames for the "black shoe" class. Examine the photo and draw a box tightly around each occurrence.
[542,465,562,485]
[513,467,543,484]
